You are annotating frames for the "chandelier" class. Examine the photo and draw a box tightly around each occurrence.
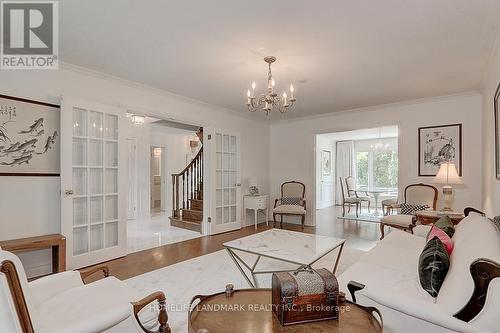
[127,114,145,125]
[370,128,391,151]
[246,56,296,115]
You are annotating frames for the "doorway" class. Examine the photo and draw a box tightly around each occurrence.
[150,146,166,213]
[314,126,399,228]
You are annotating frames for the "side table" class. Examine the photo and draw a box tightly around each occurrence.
[415,210,464,225]
[0,234,66,276]
[244,194,269,229]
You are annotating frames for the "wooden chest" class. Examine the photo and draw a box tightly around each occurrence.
[272,267,340,326]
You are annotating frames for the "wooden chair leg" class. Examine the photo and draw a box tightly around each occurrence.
[356,203,359,218]
[273,213,276,228]
[280,214,283,229]
[380,223,385,240]
[301,214,305,230]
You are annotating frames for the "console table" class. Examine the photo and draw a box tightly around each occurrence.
[0,234,66,274]
[244,194,269,229]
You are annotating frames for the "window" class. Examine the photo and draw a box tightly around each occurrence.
[355,143,398,188]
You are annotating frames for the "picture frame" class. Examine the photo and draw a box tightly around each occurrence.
[418,124,462,177]
[495,82,500,179]
[321,149,331,177]
[0,94,60,176]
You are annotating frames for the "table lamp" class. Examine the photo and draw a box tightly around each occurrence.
[248,177,259,195]
[433,162,462,212]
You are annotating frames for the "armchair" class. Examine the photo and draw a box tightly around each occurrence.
[0,248,171,333]
[379,183,438,239]
[273,181,306,229]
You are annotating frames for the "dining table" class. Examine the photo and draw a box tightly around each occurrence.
[355,187,398,217]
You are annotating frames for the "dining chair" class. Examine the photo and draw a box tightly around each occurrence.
[273,181,306,229]
[345,176,371,212]
[379,183,438,239]
[339,177,361,217]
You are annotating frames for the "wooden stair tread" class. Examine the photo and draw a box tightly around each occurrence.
[169,216,201,232]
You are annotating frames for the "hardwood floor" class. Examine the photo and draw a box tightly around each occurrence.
[83,206,380,282]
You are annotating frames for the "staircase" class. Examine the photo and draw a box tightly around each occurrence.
[169,129,203,232]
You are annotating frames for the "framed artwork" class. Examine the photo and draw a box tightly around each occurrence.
[418,124,462,177]
[495,82,500,179]
[321,150,331,177]
[0,94,60,176]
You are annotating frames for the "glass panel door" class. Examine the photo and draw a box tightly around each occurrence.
[61,97,126,269]
[210,129,241,235]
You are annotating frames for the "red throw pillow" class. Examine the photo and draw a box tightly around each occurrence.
[427,225,454,255]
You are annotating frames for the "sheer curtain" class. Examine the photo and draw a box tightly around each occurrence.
[335,141,354,204]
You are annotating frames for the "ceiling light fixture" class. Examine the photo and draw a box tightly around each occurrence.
[246,56,296,115]
[370,128,391,151]
[129,114,145,125]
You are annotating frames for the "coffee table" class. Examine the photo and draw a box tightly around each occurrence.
[188,288,383,333]
[223,229,345,288]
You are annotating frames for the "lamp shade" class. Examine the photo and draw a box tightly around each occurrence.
[248,176,258,187]
[434,162,463,185]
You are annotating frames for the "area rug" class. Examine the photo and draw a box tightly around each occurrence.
[125,247,365,332]
[338,211,382,223]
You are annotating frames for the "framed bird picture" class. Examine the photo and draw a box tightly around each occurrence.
[0,94,60,176]
[418,124,462,177]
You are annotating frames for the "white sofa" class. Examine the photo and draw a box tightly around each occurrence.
[338,213,500,333]
[0,249,169,333]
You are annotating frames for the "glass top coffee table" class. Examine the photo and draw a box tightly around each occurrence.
[223,229,345,288]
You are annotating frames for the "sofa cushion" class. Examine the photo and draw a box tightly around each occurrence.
[427,225,453,255]
[418,237,450,297]
[36,276,150,333]
[273,204,305,214]
[381,214,414,227]
[435,215,455,238]
[436,214,500,315]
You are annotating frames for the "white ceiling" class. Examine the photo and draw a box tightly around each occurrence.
[60,0,500,121]
[318,126,399,141]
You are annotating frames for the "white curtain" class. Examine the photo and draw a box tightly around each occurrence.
[335,141,354,204]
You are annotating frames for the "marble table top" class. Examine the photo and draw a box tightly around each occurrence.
[223,229,345,265]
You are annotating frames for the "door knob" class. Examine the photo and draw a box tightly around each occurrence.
[235,183,242,187]
[65,189,74,195]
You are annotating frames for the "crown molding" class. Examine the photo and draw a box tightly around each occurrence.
[270,91,481,125]
[59,62,267,124]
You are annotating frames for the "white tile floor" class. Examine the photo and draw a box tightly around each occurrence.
[127,211,201,253]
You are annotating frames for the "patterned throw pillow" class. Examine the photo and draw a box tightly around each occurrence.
[435,216,455,238]
[419,237,450,297]
[281,197,302,205]
[400,203,429,215]
[427,225,454,255]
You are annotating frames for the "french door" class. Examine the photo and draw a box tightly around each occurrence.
[207,128,241,235]
[61,97,127,269]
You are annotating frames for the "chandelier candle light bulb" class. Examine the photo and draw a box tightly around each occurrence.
[246,56,297,114]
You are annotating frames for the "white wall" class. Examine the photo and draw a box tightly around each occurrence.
[270,93,483,225]
[481,40,500,216]
[125,122,195,216]
[0,65,270,275]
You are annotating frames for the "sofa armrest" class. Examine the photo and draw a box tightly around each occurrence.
[28,270,84,307]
